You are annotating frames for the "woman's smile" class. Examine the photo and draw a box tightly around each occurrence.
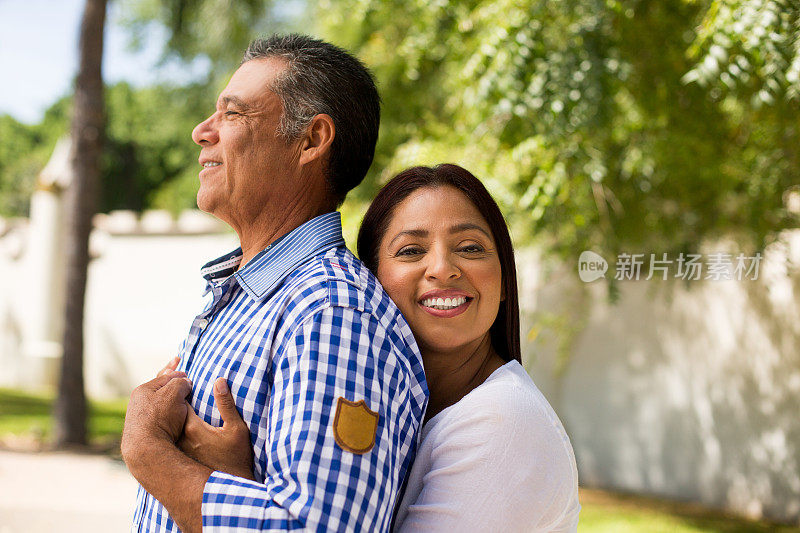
[418,289,473,317]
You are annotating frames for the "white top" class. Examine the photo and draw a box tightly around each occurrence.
[394,360,580,532]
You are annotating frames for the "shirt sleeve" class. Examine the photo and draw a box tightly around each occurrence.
[201,304,421,532]
[396,385,580,533]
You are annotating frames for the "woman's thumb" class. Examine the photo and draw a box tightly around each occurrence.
[213,377,242,426]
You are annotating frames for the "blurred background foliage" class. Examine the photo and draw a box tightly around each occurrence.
[1,0,797,261]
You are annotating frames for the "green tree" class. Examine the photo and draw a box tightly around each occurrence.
[317,0,799,260]
[0,98,71,217]
[101,82,216,213]
[0,116,43,217]
[685,0,800,102]
[118,0,281,72]
[0,82,212,217]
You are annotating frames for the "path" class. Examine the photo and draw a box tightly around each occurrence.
[0,448,137,532]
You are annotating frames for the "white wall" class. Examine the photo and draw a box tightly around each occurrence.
[0,212,237,397]
[519,233,800,524]
[82,231,238,397]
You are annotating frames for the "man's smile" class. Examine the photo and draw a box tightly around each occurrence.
[199,156,222,168]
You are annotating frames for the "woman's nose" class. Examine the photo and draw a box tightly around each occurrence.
[425,250,460,280]
[192,114,219,146]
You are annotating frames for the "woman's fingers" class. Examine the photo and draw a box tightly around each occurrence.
[213,377,245,428]
[177,384,255,481]
[183,400,203,426]
[178,401,207,456]
[157,356,181,377]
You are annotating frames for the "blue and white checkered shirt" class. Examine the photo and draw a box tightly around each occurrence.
[132,212,428,532]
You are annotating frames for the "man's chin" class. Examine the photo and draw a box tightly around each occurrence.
[196,195,212,214]
[196,192,220,217]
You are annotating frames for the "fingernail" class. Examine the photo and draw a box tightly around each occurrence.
[215,379,229,395]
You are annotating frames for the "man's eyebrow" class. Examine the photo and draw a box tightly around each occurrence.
[388,229,428,247]
[220,96,252,110]
[449,222,492,239]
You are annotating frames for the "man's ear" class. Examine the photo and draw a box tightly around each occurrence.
[298,113,335,166]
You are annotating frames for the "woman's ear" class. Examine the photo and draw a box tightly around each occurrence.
[298,113,335,166]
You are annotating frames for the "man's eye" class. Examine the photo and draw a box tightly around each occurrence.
[224,111,240,116]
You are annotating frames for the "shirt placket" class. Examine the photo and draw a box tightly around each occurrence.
[183,277,237,368]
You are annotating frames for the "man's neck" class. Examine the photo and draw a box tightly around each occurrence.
[420,334,505,423]
[236,207,330,269]
[232,182,334,268]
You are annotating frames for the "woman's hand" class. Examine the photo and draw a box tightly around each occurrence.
[157,356,181,377]
[177,377,256,481]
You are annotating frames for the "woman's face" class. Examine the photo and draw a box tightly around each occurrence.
[376,186,503,354]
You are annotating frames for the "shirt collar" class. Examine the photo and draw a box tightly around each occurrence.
[200,212,345,301]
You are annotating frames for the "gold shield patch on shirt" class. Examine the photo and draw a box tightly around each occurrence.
[333,397,379,454]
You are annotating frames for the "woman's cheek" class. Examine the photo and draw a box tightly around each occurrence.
[378,263,414,308]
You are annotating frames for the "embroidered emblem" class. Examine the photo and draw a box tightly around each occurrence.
[333,397,379,454]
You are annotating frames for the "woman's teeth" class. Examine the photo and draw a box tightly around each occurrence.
[421,296,467,310]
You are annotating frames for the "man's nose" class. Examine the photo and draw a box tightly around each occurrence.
[425,250,460,281]
[191,114,219,146]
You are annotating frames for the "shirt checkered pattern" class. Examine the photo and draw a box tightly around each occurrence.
[131,212,428,532]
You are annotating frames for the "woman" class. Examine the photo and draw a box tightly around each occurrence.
[357,164,580,531]
[175,164,580,531]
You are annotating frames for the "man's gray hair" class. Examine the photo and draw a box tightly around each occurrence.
[243,40,325,140]
[242,34,380,205]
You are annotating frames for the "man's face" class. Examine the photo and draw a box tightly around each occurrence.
[191,58,302,226]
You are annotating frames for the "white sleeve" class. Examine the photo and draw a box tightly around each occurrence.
[396,385,580,533]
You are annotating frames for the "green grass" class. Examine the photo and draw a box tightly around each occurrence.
[0,387,127,446]
[580,489,800,532]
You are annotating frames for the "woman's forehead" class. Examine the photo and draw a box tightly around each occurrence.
[383,186,494,241]
[393,186,485,223]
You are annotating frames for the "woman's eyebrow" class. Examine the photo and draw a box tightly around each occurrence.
[388,229,428,247]
[449,222,492,239]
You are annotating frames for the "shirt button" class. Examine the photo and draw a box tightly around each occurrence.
[197,318,209,329]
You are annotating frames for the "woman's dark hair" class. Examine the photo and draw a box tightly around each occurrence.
[357,164,520,363]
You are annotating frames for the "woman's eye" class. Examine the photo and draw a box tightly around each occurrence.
[396,246,424,257]
[459,244,485,253]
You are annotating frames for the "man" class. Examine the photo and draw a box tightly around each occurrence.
[121,34,427,532]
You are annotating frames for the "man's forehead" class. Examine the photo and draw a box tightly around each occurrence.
[217,95,254,110]
[216,58,287,108]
